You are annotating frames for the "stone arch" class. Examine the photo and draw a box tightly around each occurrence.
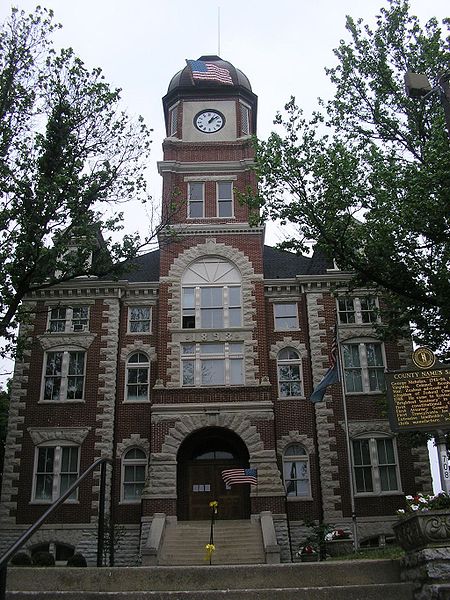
[270,338,307,360]
[145,411,284,501]
[277,431,315,456]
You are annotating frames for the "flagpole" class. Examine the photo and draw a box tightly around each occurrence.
[336,326,359,551]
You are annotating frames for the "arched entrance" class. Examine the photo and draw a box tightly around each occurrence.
[177,427,251,521]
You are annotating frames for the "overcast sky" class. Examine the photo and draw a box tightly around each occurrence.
[1,0,448,245]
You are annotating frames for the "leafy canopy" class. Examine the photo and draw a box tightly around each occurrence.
[246,0,450,359]
[0,7,156,357]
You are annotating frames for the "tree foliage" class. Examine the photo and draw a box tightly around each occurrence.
[246,0,450,359]
[0,7,157,356]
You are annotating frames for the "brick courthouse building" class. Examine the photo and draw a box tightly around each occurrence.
[0,56,432,564]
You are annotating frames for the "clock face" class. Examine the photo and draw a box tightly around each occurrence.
[194,110,225,133]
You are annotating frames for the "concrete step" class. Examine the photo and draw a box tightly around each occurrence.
[159,520,265,566]
[6,561,407,592]
[6,582,415,599]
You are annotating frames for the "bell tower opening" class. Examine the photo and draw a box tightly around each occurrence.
[177,427,251,521]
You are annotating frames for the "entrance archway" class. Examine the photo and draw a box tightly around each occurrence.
[177,427,251,521]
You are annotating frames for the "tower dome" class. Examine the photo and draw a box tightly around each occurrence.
[167,55,252,93]
[163,55,257,113]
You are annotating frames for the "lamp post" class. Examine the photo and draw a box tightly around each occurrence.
[404,70,450,139]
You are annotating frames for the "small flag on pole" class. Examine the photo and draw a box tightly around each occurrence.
[310,326,340,403]
[222,468,257,486]
[186,59,233,85]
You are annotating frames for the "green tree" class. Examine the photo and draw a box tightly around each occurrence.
[246,0,450,359]
[0,7,159,357]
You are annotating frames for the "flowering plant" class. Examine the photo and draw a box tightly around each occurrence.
[397,492,450,516]
[325,529,351,541]
[300,543,316,555]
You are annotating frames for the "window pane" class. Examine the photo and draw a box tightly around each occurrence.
[189,201,203,218]
[218,200,232,217]
[230,358,243,384]
[217,182,232,199]
[229,307,241,327]
[201,287,222,306]
[183,288,195,309]
[338,298,355,323]
[343,345,360,367]
[125,448,146,460]
[46,352,63,376]
[35,474,53,500]
[189,182,203,201]
[201,308,223,328]
[366,344,383,366]
[183,360,195,385]
[200,343,224,355]
[201,359,224,385]
[37,447,54,473]
[228,287,241,306]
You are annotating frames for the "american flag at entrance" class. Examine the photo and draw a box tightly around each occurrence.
[186,59,233,85]
[222,468,257,486]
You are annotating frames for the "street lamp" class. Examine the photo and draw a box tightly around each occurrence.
[404,70,450,139]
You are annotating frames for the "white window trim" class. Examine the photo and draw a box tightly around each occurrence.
[282,445,312,500]
[47,306,90,333]
[216,180,234,218]
[31,442,80,504]
[351,435,402,497]
[273,302,299,331]
[342,340,386,394]
[187,181,205,219]
[127,306,152,334]
[40,349,87,403]
[124,352,150,403]
[337,296,379,325]
[168,103,179,136]
[277,348,304,399]
[120,448,148,504]
[181,341,244,387]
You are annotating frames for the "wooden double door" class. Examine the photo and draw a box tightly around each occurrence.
[177,427,251,521]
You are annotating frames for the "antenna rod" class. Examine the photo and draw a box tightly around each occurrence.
[218,7,221,56]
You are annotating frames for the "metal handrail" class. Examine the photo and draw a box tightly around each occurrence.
[0,457,112,600]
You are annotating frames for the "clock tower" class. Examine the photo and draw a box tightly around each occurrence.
[145,56,284,523]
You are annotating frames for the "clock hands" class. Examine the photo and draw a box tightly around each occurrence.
[208,114,219,124]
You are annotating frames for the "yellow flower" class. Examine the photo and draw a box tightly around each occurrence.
[204,543,215,561]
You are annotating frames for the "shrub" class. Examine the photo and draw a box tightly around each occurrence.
[67,553,87,567]
[32,551,55,567]
[10,552,32,566]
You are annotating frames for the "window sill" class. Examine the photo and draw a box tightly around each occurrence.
[123,400,150,404]
[126,331,152,335]
[119,500,141,505]
[38,399,85,404]
[354,490,403,498]
[345,391,385,396]
[274,328,300,333]
[277,396,306,401]
[30,500,79,505]
[286,495,313,502]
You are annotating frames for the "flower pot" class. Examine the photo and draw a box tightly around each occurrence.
[393,510,450,552]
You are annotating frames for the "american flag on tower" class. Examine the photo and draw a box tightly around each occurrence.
[186,59,233,85]
[222,468,257,486]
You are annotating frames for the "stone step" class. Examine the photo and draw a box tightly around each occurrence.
[6,582,414,599]
[6,561,405,592]
[159,520,265,566]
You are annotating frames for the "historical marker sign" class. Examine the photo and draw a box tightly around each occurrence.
[385,365,450,431]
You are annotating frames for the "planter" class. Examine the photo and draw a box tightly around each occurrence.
[393,510,450,551]
[326,539,354,557]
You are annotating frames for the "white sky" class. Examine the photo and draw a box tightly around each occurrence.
[1,0,448,247]
[0,0,447,488]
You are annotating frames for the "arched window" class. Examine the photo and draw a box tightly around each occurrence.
[181,258,242,329]
[283,444,310,497]
[122,448,147,502]
[126,352,149,401]
[277,348,302,397]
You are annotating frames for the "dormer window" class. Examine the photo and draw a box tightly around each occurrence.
[48,306,89,333]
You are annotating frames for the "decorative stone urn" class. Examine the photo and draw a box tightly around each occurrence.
[393,510,450,551]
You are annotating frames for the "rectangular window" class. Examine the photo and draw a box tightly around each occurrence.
[48,306,89,333]
[240,103,250,135]
[128,306,151,333]
[34,445,79,502]
[188,182,204,218]
[217,181,233,217]
[353,437,399,495]
[43,351,86,401]
[342,342,384,393]
[181,342,244,387]
[274,303,299,330]
[182,286,241,329]
[338,297,378,325]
